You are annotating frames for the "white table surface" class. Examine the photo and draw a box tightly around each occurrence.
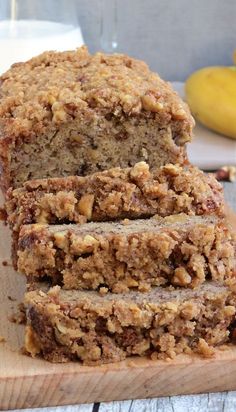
[8,391,236,412]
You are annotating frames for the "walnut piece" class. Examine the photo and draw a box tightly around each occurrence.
[78,194,95,219]
[172,267,192,286]
[54,231,68,250]
[141,94,164,112]
[130,161,150,181]
[24,325,41,356]
[70,234,99,255]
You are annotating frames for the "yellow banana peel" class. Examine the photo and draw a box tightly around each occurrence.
[185,65,236,139]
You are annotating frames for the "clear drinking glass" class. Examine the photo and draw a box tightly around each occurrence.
[0,0,84,73]
[100,0,118,53]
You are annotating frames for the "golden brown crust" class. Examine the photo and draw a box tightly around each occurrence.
[24,282,236,365]
[0,47,193,136]
[5,163,224,232]
[17,215,236,292]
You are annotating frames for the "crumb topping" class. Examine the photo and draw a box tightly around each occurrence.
[0,46,193,138]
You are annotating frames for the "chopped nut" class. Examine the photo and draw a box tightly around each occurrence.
[88,346,101,361]
[54,231,68,250]
[130,161,150,181]
[132,340,150,355]
[163,163,181,176]
[48,285,61,297]
[164,302,178,312]
[70,134,84,144]
[52,102,67,122]
[38,191,77,221]
[73,343,101,361]
[175,133,191,145]
[55,321,84,338]
[78,194,95,219]
[197,338,215,357]
[223,306,235,317]
[83,234,99,248]
[31,223,46,230]
[24,325,41,356]
[162,214,188,224]
[48,94,57,105]
[141,94,164,112]
[70,234,99,255]
[172,267,192,286]
[37,209,50,224]
[107,318,122,333]
[72,343,86,358]
[138,283,151,292]
[172,107,187,120]
[99,286,109,295]
[181,302,200,320]
[126,277,139,287]
[143,182,168,198]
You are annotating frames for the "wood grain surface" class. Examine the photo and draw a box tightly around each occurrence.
[0,184,236,411]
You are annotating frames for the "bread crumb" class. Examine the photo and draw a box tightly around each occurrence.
[0,207,7,221]
[8,295,16,301]
[99,286,109,295]
[0,336,5,343]
[8,303,26,324]
[2,260,8,266]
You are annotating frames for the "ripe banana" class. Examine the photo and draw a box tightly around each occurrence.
[185,65,236,139]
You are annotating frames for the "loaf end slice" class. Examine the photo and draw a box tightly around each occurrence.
[0,47,194,192]
[24,282,236,365]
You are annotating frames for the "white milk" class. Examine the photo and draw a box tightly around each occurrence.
[0,20,84,74]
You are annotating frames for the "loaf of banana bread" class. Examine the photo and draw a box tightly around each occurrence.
[17,214,236,292]
[24,282,236,365]
[5,162,224,232]
[0,47,194,192]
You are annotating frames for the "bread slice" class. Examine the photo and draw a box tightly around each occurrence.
[17,214,236,292]
[0,47,194,192]
[24,281,236,365]
[5,162,224,232]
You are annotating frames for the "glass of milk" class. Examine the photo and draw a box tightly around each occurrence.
[100,0,118,53]
[0,0,84,74]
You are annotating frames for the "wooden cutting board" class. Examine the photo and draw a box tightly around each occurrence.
[1,195,236,410]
